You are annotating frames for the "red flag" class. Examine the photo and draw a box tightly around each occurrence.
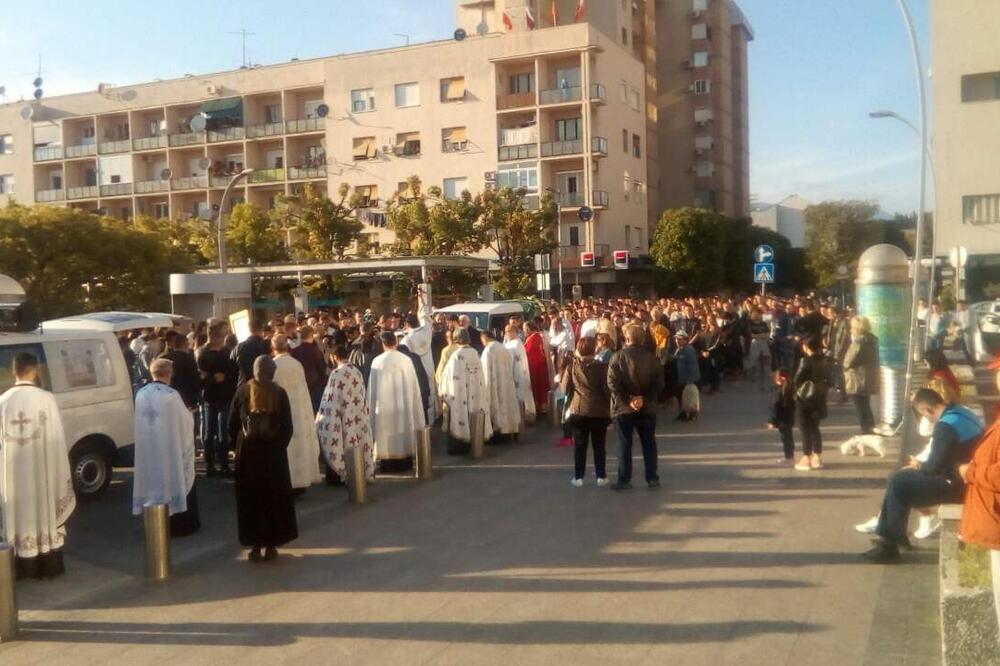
[503,11,514,31]
[575,0,586,21]
[551,0,559,25]
[525,5,536,30]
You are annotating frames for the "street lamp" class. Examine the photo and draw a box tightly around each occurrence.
[217,168,255,273]
[545,187,564,303]
[869,109,938,301]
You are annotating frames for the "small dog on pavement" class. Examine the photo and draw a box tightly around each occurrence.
[839,434,887,458]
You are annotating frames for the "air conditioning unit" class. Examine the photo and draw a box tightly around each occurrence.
[206,84,219,96]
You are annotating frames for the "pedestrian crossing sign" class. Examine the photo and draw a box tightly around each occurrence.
[754,262,775,284]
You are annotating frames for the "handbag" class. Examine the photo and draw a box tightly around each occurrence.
[796,380,819,402]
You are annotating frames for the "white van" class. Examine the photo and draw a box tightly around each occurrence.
[435,302,531,340]
[0,330,134,500]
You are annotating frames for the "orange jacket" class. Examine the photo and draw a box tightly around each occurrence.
[961,420,1000,550]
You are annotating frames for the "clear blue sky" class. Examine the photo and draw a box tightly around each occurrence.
[0,0,930,214]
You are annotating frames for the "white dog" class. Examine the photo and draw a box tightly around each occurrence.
[839,434,887,458]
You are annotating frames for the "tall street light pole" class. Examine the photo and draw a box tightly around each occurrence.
[217,168,255,273]
[545,187,564,303]
[869,109,938,301]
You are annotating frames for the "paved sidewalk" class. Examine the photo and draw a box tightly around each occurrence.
[0,382,939,665]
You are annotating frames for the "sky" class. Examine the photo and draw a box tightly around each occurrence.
[0,0,931,215]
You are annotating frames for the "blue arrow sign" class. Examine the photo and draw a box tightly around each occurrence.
[754,263,775,284]
[754,244,775,263]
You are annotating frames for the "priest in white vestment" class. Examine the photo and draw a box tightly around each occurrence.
[401,310,438,423]
[504,324,537,424]
[132,359,200,536]
[368,332,426,462]
[0,351,75,579]
[316,345,375,483]
[271,334,322,490]
[480,329,522,440]
[439,328,492,454]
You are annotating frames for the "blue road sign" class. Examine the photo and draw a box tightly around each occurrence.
[754,263,775,284]
[578,206,594,222]
[754,244,775,263]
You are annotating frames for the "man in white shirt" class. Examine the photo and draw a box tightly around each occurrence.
[579,307,600,339]
[953,300,976,366]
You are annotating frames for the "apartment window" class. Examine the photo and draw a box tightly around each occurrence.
[395,132,421,157]
[397,181,416,199]
[696,161,715,178]
[695,189,717,209]
[264,104,282,124]
[693,51,709,68]
[557,171,582,196]
[0,135,12,154]
[51,173,63,189]
[632,134,641,158]
[84,168,98,187]
[395,82,420,108]
[555,67,582,90]
[569,225,581,247]
[961,72,1000,103]
[0,175,12,194]
[621,27,629,46]
[443,177,468,200]
[442,127,468,153]
[693,0,708,11]
[556,118,583,141]
[498,166,538,191]
[352,136,378,161]
[630,89,641,111]
[963,194,1000,225]
[152,202,169,218]
[619,81,628,103]
[440,77,467,103]
[622,129,629,153]
[355,184,379,207]
[695,134,714,151]
[692,23,709,40]
[351,88,376,113]
[510,73,535,94]
[693,79,712,95]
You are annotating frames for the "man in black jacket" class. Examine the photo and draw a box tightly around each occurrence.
[607,324,666,491]
[163,332,202,410]
[231,319,271,386]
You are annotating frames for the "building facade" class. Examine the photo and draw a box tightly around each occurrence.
[750,195,811,249]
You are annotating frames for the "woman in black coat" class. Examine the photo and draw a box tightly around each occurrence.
[228,356,298,562]
[794,336,831,472]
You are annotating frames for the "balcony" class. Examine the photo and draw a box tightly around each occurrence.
[169,132,204,147]
[100,182,133,197]
[557,191,586,207]
[209,176,233,189]
[542,137,610,158]
[498,144,538,161]
[133,136,168,151]
[246,122,285,139]
[591,136,608,156]
[98,139,131,155]
[171,176,208,190]
[248,168,285,184]
[523,194,541,210]
[135,180,169,194]
[555,244,610,269]
[497,92,535,111]
[590,84,608,105]
[33,146,64,161]
[286,118,325,134]
[593,190,610,208]
[67,186,99,200]
[207,127,246,143]
[288,166,327,180]
[64,143,97,159]
[35,189,65,203]
[540,86,582,106]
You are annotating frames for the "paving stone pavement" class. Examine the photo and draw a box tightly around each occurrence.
[0,380,940,665]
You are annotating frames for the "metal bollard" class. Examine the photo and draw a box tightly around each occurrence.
[471,410,486,460]
[548,390,562,428]
[346,446,368,504]
[143,504,171,581]
[416,427,434,480]
[0,543,18,642]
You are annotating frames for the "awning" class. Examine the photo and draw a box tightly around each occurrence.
[444,127,467,143]
[444,77,466,101]
[395,132,418,151]
[201,97,243,120]
[353,137,375,159]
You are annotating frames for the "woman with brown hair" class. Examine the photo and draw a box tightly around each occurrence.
[561,336,611,487]
[228,356,298,563]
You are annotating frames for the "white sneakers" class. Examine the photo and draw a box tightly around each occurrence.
[914,514,942,540]
[794,455,824,471]
[855,516,879,534]
[572,477,611,488]
[596,477,611,487]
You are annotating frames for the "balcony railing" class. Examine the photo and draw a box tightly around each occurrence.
[132,136,168,151]
[98,139,131,154]
[35,189,65,203]
[135,180,170,194]
[288,166,327,180]
[555,244,610,269]
[590,84,608,104]
[591,136,608,156]
[33,146,63,161]
[246,122,285,139]
[100,182,133,197]
[498,144,538,161]
[557,192,586,207]
[169,132,205,147]
[540,86,583,105]
[248,168,285,184]
[497,92,535,110]
[593,190,610,208]
[523,194,541,210]
[67,186,98,200]
[541,138,582,158]
[64,143,97,158]
[207,127,246,143]
[286,118,326,134]
[171,176,208,190]
[209,176,232,189]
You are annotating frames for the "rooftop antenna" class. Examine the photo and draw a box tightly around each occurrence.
[228,29,256,68]
[393,33,411,46]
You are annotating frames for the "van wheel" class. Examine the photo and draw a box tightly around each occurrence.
[71,440,112,500]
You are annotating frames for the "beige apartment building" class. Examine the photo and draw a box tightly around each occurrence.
[932,0,1000,295]
[0,0,750,295]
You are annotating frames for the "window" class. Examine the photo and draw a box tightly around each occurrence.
[693,51,709,68]
[153,202,169,218]
[695,134,714,150]
[622,129,629,153]
[556,118,583,141]
[0,175,12,194]
[351,88,376,113]
[630,89,641,111]
[498,166,538,191]
[0,135,12,154]
[692,24,708,40]
[440,77,466,103]
[632,134,641,158]
[963,194,1000,225]
[442,127,468,153]
[619,81,629,103]
[395,82,420,108]
[353,136,378,161]
[443,177,469,200]
[696,189,717,209]
[693,0,708,11]
[961,72,1000,103]
[569,226,581,247]
[85,168,98,187]
[0,344,50,394]
[355,184,379,207]
[48,339,115,393]
[50,173,62,189]
[395,132,421,156]
[555,68,582,90]
[510,73,535,94]
[264,104,282,124]
[696,161,715,177]
[557,171,582,196]
[694,79,712,95]
[397,181,417,199]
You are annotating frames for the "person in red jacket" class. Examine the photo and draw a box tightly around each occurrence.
[959,355,1000,639]
[523,321,551,415]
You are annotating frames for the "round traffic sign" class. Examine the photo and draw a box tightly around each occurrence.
[837,265,850,279]
[754,244,774,263]
[578,206,594,222]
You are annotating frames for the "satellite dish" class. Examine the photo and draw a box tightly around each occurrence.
[477,22,489,36]
[33,77,42,88]
[120,89,138,102]
[0,86,6,96]
[160,168,173,180]
[454,28,467,41]
[189,114,207,132]
[198,158,211,170]
[19,106,34,120]
[33,89,43,100]
[316,103,330,118]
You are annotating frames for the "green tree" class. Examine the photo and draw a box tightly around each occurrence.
[386,176,482,256]
[222,203,287,265]
[650,207,729,293]
[275,183,364,261]
[804,200,881,288]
